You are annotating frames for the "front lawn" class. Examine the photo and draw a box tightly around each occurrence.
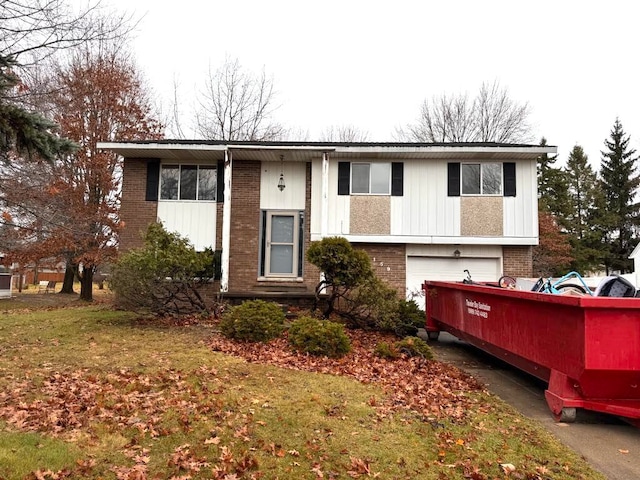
[0,301,604,479]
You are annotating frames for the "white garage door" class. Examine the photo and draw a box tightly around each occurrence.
[406,256,501,309]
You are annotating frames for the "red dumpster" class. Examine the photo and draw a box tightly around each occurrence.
[423,280,640,425]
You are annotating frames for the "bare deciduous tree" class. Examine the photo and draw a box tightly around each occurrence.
[396,80,532,143]
[0,0,134,66]
[318,125,370,142]
[195,57,283,141]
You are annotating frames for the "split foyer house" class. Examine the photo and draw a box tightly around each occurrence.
[99,141,556,304]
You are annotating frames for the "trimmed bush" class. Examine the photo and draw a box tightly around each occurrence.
[288,316,351,358]
[220,300,285,342]
[395,336,433,359]
[374,341,400,360]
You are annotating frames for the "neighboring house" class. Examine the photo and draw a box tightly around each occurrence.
[99,140,555,304]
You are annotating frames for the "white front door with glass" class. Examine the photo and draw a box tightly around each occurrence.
[265,211,299,277]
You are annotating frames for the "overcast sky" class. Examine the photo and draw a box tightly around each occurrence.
[95,0,638,168]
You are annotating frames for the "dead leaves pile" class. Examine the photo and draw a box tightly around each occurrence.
[208,331,485,421]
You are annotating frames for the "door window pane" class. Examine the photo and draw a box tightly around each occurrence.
[198,166,217,200]
[271,215,294,243]
[160,165,179,199]
[270,245,293,274]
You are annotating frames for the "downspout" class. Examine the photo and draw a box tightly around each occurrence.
[220,149,232,293]
[320,151,329,238]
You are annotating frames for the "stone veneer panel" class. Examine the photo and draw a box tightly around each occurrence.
[460,197,503,237]
[350,196,390,235]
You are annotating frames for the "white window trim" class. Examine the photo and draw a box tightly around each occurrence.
[461,162,503,196]
[350,162,391,195]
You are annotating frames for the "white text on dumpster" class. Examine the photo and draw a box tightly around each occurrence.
[465,298,491,318]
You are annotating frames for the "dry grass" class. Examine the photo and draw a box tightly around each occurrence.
[0,297,605,480]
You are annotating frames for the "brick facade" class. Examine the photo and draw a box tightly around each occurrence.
[227,161,319,296]
[227,161,261,292]
[356,243,407,297]
[118,154,534,301]
[120,158,158,251]
[503,245,533,278]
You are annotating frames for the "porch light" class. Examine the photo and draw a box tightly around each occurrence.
[453,249,461,258]
[277,154,286,192]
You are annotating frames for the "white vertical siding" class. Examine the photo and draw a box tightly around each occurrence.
[157,201,217,251]
[260,161,306,210]
[311,159,322,235]
[311,159,350,236]
[390,161,460,236]
[312,158,537,243]
[503,161,538,238]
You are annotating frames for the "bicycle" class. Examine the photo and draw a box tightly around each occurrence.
[531,271,593,296]
[463,269,518,289]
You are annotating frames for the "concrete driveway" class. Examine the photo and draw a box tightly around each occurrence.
[430,333,640,480]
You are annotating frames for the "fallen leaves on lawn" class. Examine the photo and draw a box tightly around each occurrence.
[0,366,224,438]
[0,327,488,479]
[208,330,485,421]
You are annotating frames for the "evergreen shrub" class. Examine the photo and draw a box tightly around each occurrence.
[220,300,285,342]
[288,316,351,358]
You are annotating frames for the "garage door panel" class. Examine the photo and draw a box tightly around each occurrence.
[406,256,501,308]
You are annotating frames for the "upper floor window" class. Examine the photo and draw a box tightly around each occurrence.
[160,165,216,201]
[461,163,502,195]
[351,162,391,194]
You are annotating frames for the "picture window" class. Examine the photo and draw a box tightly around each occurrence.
[461,163,502,195]
[351,162,391,194]
[160,165,217,201]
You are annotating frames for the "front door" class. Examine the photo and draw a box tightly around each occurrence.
[265,211,299,277]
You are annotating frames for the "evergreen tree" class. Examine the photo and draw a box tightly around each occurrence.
[537,137,570,218]
[599,118,640,273]
[563,145,603,273]
[534,137,574,275]
[0,54,74,162]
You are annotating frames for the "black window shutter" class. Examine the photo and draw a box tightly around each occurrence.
[391,162,404,196]
[259,211,266,277]
[447,162,460,197]
[338,162,350,195]
[216,160,224,202]
[298,212,304,277]
[503,162,516,197]
[145,160,160,201]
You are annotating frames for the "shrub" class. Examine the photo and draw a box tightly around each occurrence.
[288,316,351,358]
[374,341,400,360]
[306,237,373,317]
[109,223,218,315]
[394,300,425,337]
[220,300,285,342]
[339,276,398,329]
[395,336,433,359]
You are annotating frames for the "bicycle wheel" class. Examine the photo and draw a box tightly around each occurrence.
[498,275,517,288]
[556,283,589,295]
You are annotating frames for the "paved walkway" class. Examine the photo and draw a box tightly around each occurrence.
[430,333,640,480]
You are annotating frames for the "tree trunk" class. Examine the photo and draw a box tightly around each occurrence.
[60,264,76,294]
[79,267,94,301]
